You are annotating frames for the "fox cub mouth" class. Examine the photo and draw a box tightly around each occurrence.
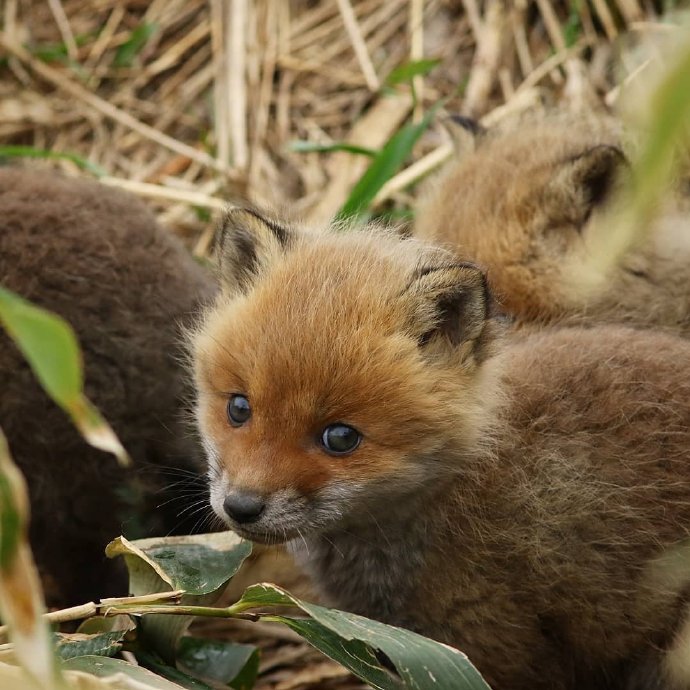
[208,459,366,545]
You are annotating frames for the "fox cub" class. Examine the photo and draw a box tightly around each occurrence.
[415,116,690,333]
[192,207,690,690]
[0,169,214,607]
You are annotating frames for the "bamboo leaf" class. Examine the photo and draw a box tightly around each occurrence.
[106,533,251,665]
[177,638,259,690]
[0,288,129,466]
[233,584,491,690]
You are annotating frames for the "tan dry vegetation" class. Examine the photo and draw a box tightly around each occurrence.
[0,0,674,254]
[0,1,682,689]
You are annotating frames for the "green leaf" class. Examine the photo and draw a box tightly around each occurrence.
[76,615,135,636]
[62,656,188,689]
[114,23,158,67]
[337,101,443,220]
[0,146,106,176]
[385,59,441,87]
[288,140,377,157]
[135,650,216,690]
[573,42,690,293]
[106,533,252,597]
[232,584,491,690]
[0,288,80,400]
[177,637,259,690]
[563,3,583,48]
[0,288,129,466]
[106,533,252,664]
[54,631,128,660]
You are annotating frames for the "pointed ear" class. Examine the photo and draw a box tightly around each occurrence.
[552,144,629,219]
[443,115,486,156]
[405,260,490,349]
[215,206,293,295]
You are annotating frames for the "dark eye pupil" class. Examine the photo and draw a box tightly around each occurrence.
[227,395,251,426]
[322,424,361,454]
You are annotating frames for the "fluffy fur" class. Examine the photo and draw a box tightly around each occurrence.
[193,208,690,690]
[0,169,215,607]
[415,115,690,333]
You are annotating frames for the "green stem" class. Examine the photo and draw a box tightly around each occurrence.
[101,603,260,620]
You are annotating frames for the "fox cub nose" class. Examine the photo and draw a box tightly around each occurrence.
[223,491,265,523]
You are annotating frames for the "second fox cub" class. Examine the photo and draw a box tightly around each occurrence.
[415,116,690,333]
[193,208,690,690]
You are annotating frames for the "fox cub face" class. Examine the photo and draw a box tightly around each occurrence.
[192,209,493,544]
[415,118,630,324]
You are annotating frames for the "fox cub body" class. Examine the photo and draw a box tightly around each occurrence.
[415,116,690,333]
[193,208,690,690]
[0,169,214,607]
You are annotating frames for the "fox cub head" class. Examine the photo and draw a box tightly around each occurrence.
[191,208,497,543]
[416,117,631,325]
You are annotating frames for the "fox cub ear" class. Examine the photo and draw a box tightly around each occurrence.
[443,115,486,156]
[405,260,490,350]
[215,206,292,295]
[551,144,629,219]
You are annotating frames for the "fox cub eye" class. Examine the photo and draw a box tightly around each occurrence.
[321,424,361,455]
[227,394,251,427]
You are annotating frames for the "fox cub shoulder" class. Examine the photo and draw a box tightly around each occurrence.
[193,207,690,690]
[415,115,690,334]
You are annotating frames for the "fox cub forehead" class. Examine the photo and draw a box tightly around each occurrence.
[192,207,492,424]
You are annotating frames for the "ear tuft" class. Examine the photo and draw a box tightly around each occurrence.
[215,206,292,295]
[406,261,490,349]
[444,115,486,156]
[558,144,629,216]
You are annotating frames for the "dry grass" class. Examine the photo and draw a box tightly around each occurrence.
[0,0,673,257]
[0,1,680,688]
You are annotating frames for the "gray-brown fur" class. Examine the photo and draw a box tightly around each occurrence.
[299,331,690,690]
[0,169,215,607]
[415,115,690,335]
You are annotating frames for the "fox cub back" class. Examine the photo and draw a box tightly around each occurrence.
[193,207,690,690]
[415,115,690,333]
[0,169,214,607]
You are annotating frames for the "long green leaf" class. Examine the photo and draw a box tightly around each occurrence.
[233,584,491,690]
[0,146,106,176]
[575,41,690,290]
[288,140,377,157]
[0,288,129,466]
[337,102,442,220]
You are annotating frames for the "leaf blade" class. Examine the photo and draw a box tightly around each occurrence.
[0,288,129,466]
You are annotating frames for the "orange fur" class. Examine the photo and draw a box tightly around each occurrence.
[415,115,690,333]
[192,208,690,690]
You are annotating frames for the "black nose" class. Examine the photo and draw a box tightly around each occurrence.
[223,491,265,524]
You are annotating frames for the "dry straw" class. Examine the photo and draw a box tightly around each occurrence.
[0,0,665,257]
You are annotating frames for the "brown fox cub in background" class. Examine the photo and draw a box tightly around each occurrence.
[415,116,690,333]
[0,169,214,607]
[193,208,690,690]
